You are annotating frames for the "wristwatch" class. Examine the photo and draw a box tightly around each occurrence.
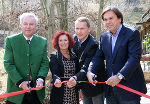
[117,73,124,80]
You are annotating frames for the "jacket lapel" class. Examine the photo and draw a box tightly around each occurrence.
[112,25,126,62]
[57,50,64,67]
[74,39,80,51]
[79,35,91,62]
[107,33,112,58]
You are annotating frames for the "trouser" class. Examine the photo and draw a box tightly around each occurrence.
[106,88,140,104]
[82,91,105,104]
[6,90,41,104]
[6,81,41,104]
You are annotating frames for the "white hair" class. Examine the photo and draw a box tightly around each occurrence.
[19,12,38,25]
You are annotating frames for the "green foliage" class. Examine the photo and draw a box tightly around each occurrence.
[143,34,150,65]
[143,34,150,54]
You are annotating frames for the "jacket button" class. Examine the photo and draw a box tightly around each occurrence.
[27,54,29,56]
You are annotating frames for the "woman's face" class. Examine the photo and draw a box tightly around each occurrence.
[58,34,69,51]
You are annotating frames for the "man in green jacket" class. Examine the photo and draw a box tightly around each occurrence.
[3,13,49,104]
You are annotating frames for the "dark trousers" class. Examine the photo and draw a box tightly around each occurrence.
[6,90,41,104]
[106,88,140,104]
[6,101,15,104]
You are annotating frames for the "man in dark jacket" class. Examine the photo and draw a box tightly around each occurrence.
[87,7,147,104]
[72,17,106,104]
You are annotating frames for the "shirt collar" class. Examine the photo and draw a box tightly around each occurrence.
[109,24,122,37]
[23,35,33,41]
[78,34,89,44]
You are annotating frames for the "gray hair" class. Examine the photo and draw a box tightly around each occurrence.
[19,12,38,25]
[75,17,90,28]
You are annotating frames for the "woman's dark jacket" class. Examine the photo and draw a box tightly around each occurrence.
[49,50,80,104]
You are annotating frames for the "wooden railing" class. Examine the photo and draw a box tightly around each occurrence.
[141,54,150,61]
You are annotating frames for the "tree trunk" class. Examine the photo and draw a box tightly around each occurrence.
[96,0,104,40]
[40,0,56,53]
[55,0,68,31]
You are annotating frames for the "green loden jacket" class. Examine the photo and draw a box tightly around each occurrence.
[3,33,49,104]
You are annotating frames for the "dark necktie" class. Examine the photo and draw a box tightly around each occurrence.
[27,39,30,44]
[78,43,83,58]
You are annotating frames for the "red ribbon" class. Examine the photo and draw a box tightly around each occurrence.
[116,84,150,99]
[0,81,149,99]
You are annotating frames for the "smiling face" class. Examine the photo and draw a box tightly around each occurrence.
[75,21,91,41]
[103,11,121,35]
[21,16,37,38]
[58,34,69,51]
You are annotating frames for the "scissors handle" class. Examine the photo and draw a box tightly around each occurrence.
[93,75,96,81]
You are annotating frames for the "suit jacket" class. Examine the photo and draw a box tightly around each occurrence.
[49,50,80,104]
[88,25,147,100]
[73,34,105,97]
[3,33,49,104]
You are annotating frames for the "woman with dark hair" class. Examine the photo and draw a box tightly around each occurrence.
[49,30,80,104]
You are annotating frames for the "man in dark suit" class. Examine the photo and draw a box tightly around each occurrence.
[87,7,147,104]
[72,17,105,104]
[4,13,49,104]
